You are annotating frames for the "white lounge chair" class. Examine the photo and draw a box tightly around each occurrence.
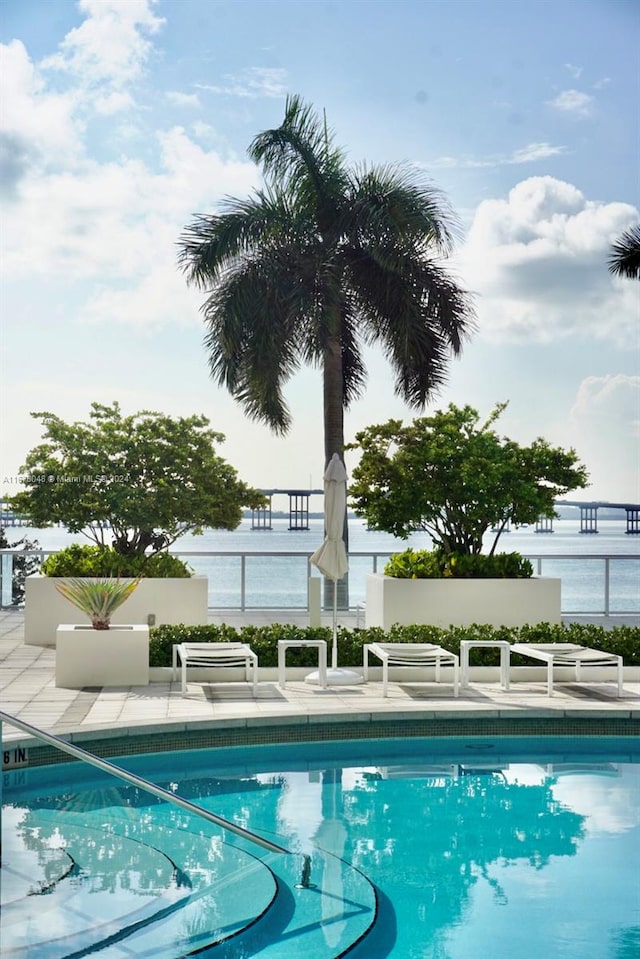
[172,642,259,697]
[510,642,624,697]
[363,642,459,698]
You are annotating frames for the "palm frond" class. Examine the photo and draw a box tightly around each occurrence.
[249,95,334,185]
[249,94,349,236]
[348,163,461,254]
[338,305,367,406]
[343,245,475,406]
[178,189,298,288]
[201,246,322,433]
[608,224,640,279]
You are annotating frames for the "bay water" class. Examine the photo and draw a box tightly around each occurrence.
[7,518,640,614]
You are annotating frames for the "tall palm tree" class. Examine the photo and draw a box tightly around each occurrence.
[178,96,474,598]
[608,224,640,279]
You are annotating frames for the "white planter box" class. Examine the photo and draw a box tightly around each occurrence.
[25,575,208,647]
[365,574,562,630]
[55,624,149,687]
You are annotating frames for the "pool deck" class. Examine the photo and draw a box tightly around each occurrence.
[1,609,639,747]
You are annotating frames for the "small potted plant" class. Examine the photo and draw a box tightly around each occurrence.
[55,577,150,688]
[55,577,141,630]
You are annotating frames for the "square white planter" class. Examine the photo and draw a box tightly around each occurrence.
[26,576,208,647]
[365,574,562,630]
[55,624,149,688]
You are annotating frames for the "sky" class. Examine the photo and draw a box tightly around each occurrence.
[1,0,639,506]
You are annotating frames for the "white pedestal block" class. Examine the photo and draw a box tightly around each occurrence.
[55,624,149,687]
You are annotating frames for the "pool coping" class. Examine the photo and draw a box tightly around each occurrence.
[4,709,640,770]
[2,608,639,769]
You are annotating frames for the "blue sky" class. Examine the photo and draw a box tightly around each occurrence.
[1,0,638,502]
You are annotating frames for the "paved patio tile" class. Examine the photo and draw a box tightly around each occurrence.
[0,610,637,750]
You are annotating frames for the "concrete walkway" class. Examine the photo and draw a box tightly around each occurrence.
[1,609,639,748]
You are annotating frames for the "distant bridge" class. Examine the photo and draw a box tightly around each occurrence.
[252,492,640,534]
[2,494,639,534]
[254,489,324,530]
[553,501,640,534]
[0,504,29,528]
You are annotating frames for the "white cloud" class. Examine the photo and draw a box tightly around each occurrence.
[455,176,639,347]
[509,143,567,163]
[195,67,288,99]
[0,9,261,338]
[85,269,205,330]
[564,63,583,79]
[565,376,640,501]
[94,90,135,114]
[0,39,83,180]
[571,375,640,437]
[548,89,594,116]
[424,142,567,170]
[41,0,164,89]
[191,121,222,143]
[1,125,258,317]
[78,127,261,328]
[0,0,166,195]
[166,90,201,108]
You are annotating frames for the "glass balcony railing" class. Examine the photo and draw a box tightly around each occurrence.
[1,549,638,615]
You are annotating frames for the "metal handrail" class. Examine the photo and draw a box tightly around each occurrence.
[0,708,290,856]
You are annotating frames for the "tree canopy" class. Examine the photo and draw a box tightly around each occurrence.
[9,402,265,556]
[178,95,474,472]
[348,403,589,555]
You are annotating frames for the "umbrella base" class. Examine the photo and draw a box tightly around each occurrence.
[305,668,364,686]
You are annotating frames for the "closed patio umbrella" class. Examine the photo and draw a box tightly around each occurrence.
[307,453,363,686]
[315,768,348,949]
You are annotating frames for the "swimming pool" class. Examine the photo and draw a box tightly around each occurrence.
[2,735,639,958]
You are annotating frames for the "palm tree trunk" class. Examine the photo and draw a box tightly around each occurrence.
[323,332,349,610]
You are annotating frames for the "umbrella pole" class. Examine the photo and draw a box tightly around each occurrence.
[332,579,338,670]
[305,572,363,687]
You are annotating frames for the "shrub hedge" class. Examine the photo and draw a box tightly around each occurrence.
[41,544,192,579]
[149,621,640,668]
[384,548,534,579]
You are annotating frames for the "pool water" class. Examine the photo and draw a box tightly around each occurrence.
[2,736,639,958]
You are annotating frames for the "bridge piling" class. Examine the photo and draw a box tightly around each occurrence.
[625,507,640,534]
[535,516,554,533]
[288,492,310,530]
[579,505,599,534]
[251,494,273,530]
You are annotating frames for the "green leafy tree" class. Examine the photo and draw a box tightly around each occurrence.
[348,402,589,555]
[0,526,41,604]
[8,402,265,556]
[177,95,474,587]
[608,224,640,279]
